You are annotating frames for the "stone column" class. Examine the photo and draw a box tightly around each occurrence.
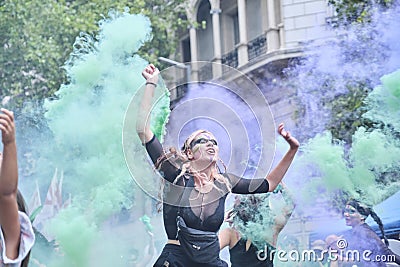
[189,26,198,63]
[210,0,222,77]
[188,25,199,80]
[278,22,285,49]
[266,0,280,52]
[237,0,248,67]
[186,5,199,81]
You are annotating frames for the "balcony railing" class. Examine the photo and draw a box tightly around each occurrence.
[247,34,267,61]
[221,48,238,73]
[175,84,186,99]
[168,75,187,103]
[198,63,213,81]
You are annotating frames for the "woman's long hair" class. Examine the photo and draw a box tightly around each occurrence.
[346,199,389,246]
[155,130,232,206]
[16,190,31,267]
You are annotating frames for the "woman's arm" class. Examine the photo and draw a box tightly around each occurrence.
[229,124,299,194]
[265,123,299,192]
[136,64,160,144]
[273,183,295,223]
[0,108,20,260]
[270,183,295,246]
[218,227,239,250]
[137,65,181,184]
[218,228,232,249]
[279,182,296,218]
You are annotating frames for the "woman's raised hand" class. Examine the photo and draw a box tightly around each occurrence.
[278,123,299,150]
[142,64,160,84]
[0,108,16,146]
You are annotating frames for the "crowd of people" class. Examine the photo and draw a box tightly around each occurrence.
[136,64,400,266]
[1,62,399,267]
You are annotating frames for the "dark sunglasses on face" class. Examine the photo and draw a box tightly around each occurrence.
[343,208,357,215]
[190,138,218,149]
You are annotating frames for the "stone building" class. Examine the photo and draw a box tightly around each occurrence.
[166,0,336,126]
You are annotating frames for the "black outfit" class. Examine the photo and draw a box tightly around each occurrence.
[343,223,400,266]
[230,238,275,267]
[146,135,270,266]
[154,244,228,267]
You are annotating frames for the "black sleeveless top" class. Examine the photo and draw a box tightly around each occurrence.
[145,135,270,240]
[230,239,275,267]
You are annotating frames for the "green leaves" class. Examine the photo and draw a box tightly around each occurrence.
[328,0,394,25]
[0,0,188,109]
[328,81,373,144]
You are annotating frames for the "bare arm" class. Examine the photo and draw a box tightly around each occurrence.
[219,227,239,250]
[279,182,296,218]
[136,64,160,143]
[271,183,296,246]
[265,123,299,192]
[0,108,20,260]
[219,228,231,249]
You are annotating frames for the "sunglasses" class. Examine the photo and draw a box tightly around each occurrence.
[190,138,218,149]
[343,208,358,215]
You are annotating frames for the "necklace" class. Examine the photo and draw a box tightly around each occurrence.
[192,172,213,193]
[195,181,214,194]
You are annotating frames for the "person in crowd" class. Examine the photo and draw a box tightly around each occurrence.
[341,199,400,266]
[136,64,300,266]
[0,108,35,266]
[324,234,344,267]
[309,239,330,267]
[218,183,295,266]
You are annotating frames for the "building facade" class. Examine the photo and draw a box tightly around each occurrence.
[169,0,336,126]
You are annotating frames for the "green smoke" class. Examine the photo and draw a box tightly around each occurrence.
[32,10,170,266]
[298,69,400,207]
[232,189,295,250]
[363,69,400,132]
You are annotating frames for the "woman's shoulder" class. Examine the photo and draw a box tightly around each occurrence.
[357,223,376,235]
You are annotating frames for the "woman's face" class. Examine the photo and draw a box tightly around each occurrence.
[343,204,364,227]
[188,132,219,165]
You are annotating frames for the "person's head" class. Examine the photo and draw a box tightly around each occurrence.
[325,234,341,250]
[311,239,327,258]
[230,195,276,248]
[181,130,220,170]
[343,199,369,227]
[233,195,269,225]
[156,129,230,193]
[311,239,326,251]
[344,199,389,246]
